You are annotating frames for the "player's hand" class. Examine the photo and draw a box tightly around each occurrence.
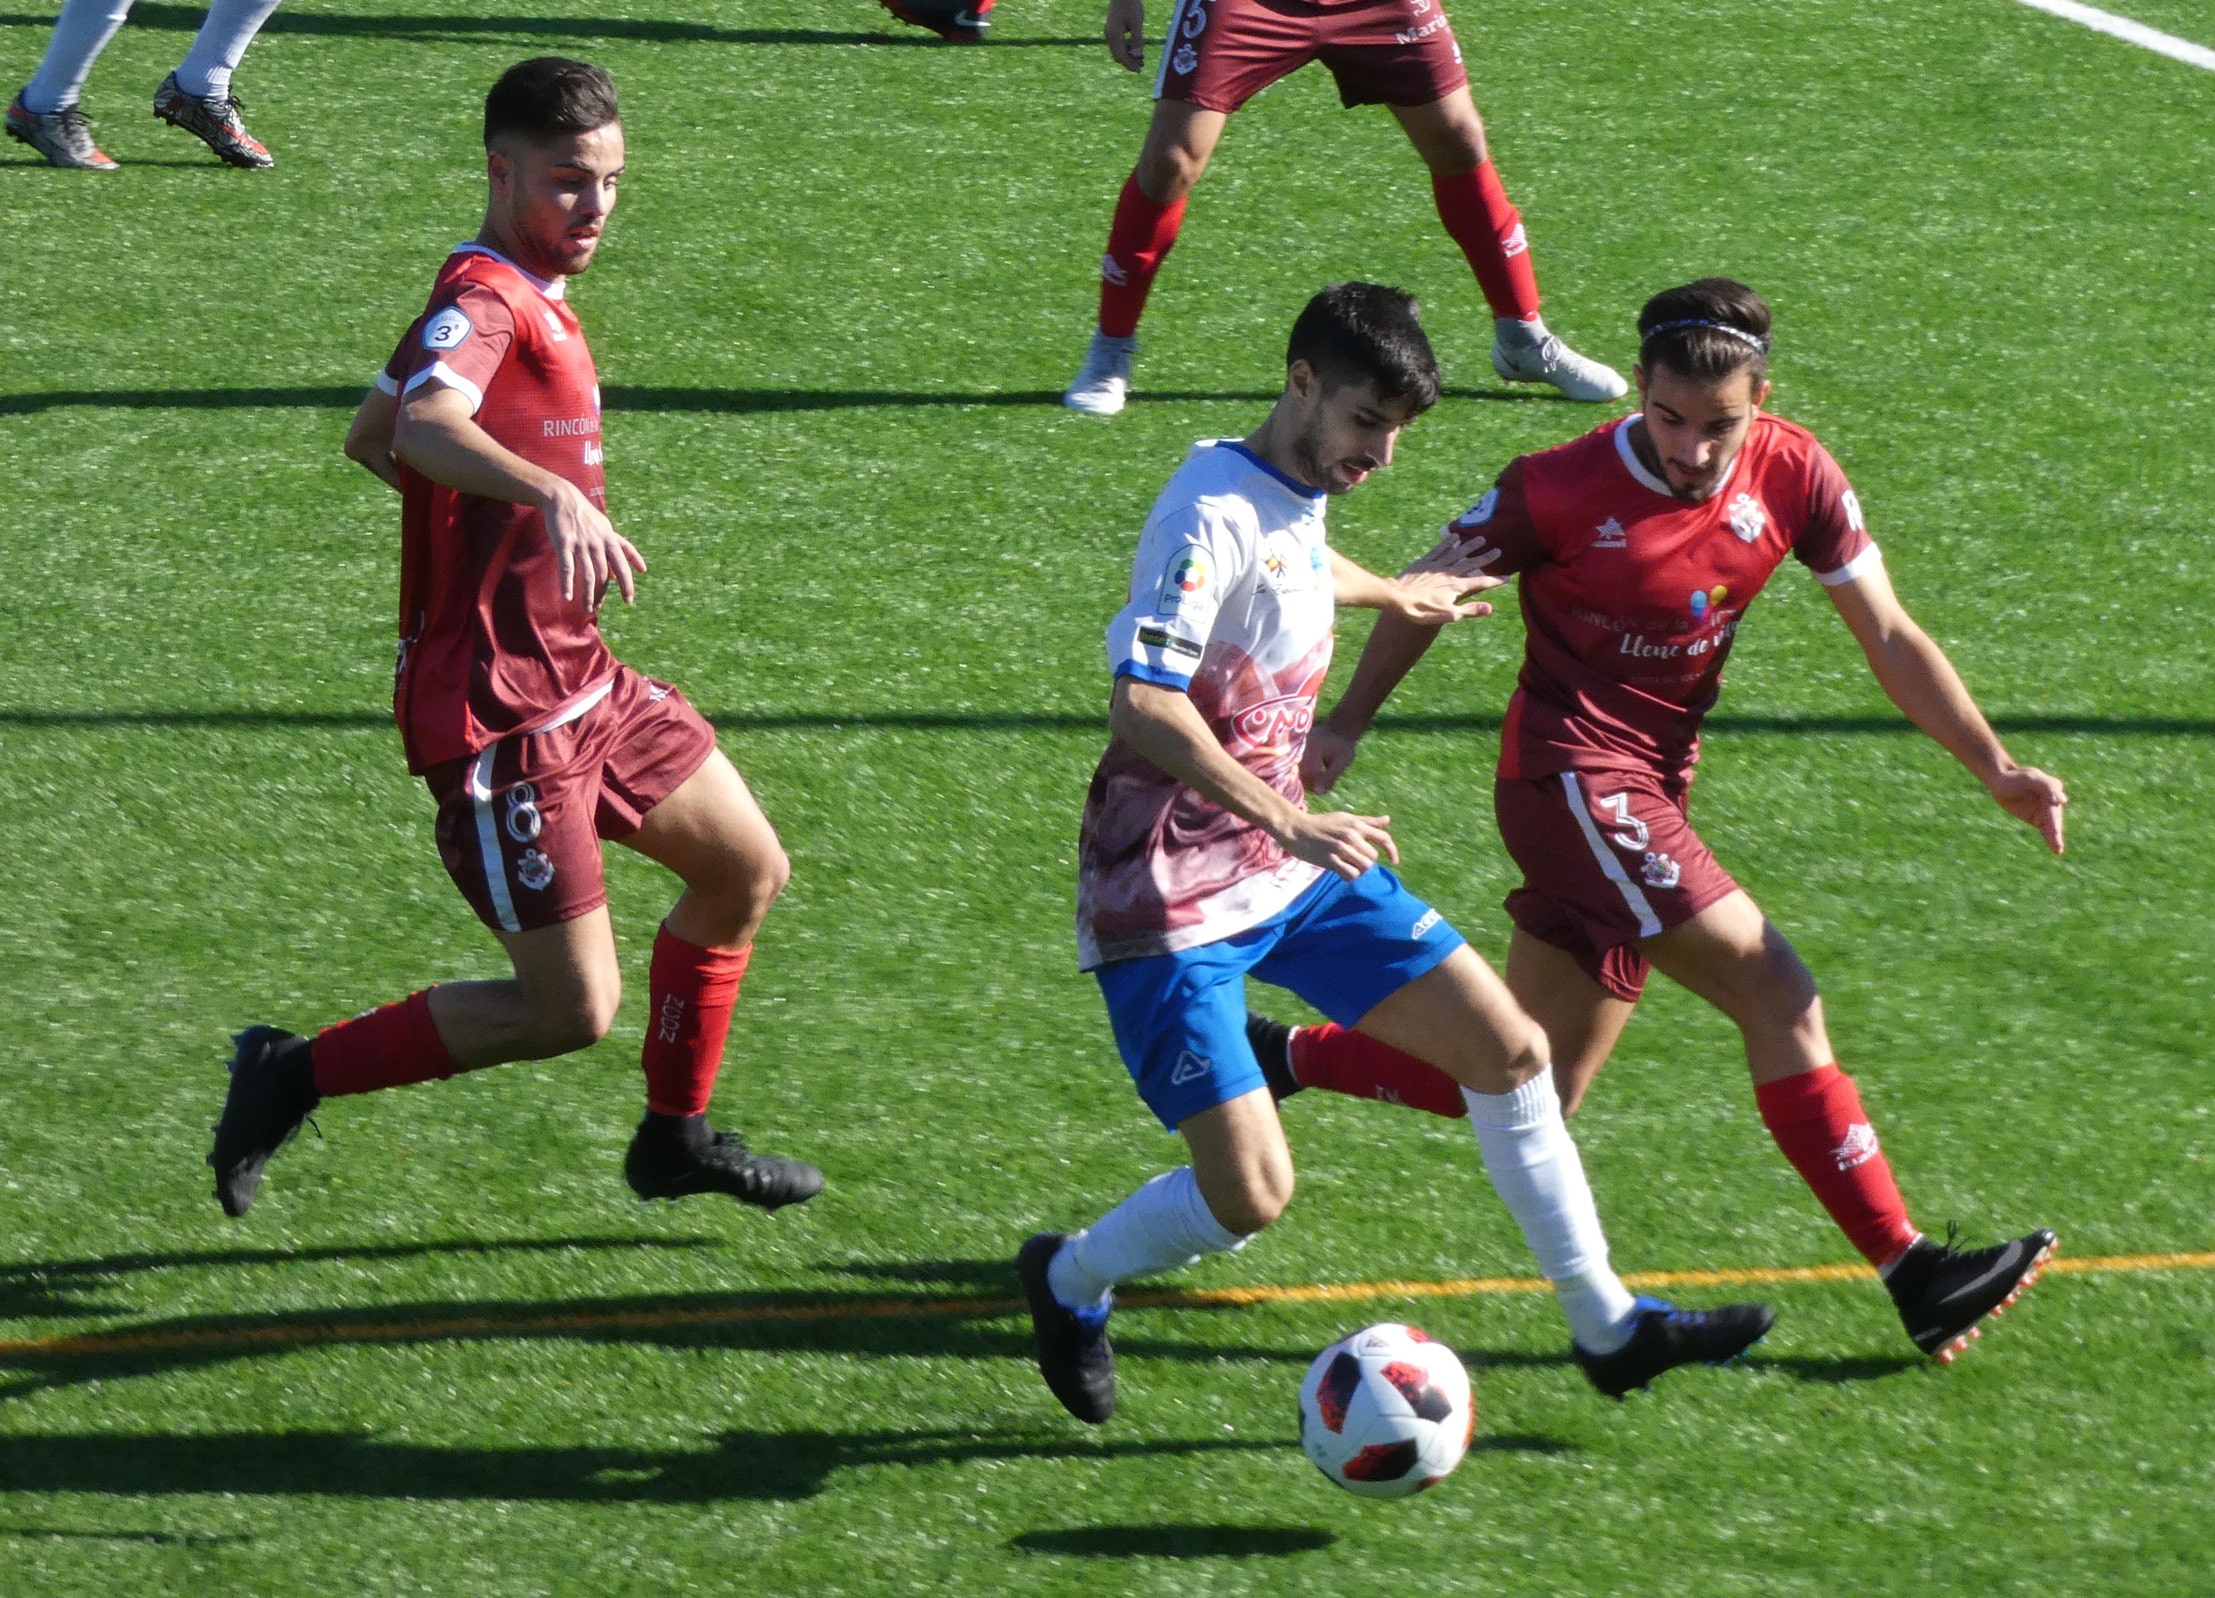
[1301,719,1361,796]
[1988,765,2067,854]
[1279,809,1398,880]
[1401,527,1502,583]
[542,481,647,610]
[1105,0,1145,70]
[1386,567,1502,627]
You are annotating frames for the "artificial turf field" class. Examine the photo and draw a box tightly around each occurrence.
[3,0,2213,1591]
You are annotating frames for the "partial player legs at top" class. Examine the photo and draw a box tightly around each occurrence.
[7,0,280,169]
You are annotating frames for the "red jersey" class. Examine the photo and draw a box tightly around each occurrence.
[379,244,616,773]
[1447,413,1878,781]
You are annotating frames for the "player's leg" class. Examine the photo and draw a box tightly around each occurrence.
[1065,99,1227,416]
[7,0,130,169]
[1020,942,1284,1422]
[1504,927,1637,1116]
[1388,87,1624,402]
[608,717,820,1210]
[155,0,280,169]
[1645,892,2055,1360]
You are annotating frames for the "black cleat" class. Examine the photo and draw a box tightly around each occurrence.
[877,0,993,41]
[1245,1011,1302,1102]
[208,1025,320,1217]
[1574,1296,1775,1399]
[623,1113,822,1211]
[1885,1227,2056,1362]
[1016,1232,1115,1424]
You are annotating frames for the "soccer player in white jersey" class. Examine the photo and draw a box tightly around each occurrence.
[6,0,281,169]
[1016,284,1774,1423]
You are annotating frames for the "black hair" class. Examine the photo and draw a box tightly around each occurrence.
[1285,282,1441,413]
[483,57,620,149]
[1636,278,1773,386]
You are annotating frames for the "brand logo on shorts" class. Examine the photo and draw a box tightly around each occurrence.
[516,848,556,891]
[1640,851,1681,889]
[1728,492,1768,543]
[1410,908,1442,939]
[504,784,544,843]
[1170,1049,1211,1085]
[423,306,473,351]
[1593,516,1628,549]
[1832,1122,1881,1170]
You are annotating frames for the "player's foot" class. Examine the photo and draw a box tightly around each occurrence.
[1245,1011,1303,1102]
[1063,328,1137,416]
[623,1112,823,1210]
[877,0,994,41]
[1016,1232,1116,1424]
[1573,1296,1775,1399]
[208,1025,320,1217]
[1492,321,1628,403]
[1885,1227,2056,1363]
[151,72,273,169]
[6,95,118,170]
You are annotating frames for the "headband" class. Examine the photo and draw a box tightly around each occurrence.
[1641,317,1770,353]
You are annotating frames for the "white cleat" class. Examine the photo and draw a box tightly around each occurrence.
[1492,329,1629,403]
[1063,329,1137,416]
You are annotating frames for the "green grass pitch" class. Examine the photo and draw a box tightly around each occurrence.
[3,0,2212,1591]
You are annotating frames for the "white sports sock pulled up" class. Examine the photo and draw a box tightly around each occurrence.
[22,0,134,113]
[174,0,282,99]
[1463,1070,1639,1355]
[1047,1166,1248,1312]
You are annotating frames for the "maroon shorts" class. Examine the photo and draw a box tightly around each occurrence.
[1156,0,1467,113]
[1494,768,1741,1004]
[424,666,718,934]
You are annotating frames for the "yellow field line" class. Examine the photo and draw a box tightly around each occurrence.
[0,1250,2206,1364]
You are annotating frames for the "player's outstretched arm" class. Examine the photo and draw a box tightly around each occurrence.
[1105,0,1145,70]
[1828,564,2067,854]
[1302,544,1501,795]
[394,383,647,608]
[343,386,402,491]
[1111,676,1398,879]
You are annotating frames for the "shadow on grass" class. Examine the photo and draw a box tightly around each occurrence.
[0,382,1553,417]
[0,1527,249,1546]
[0,1427,1287,1503]
[1012,1524,1335,1558]
[0,6,1103,46]
[1747,1353,1922,1384]
[0,1236,716,1322]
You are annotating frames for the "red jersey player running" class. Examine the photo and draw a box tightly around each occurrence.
[1061,0,1626,415]
[1275,279,2061,1363]
[207,58,821,1218]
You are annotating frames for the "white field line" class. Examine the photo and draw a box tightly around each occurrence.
[2012,0,2215,71]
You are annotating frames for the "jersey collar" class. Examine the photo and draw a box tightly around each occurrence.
[453,241,567,301]
[1214,439,1327,504]
[1614,414,1740,501]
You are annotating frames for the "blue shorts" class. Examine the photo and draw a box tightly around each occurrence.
[1094,865,1466,1131]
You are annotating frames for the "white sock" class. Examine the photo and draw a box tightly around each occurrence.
[1046,1166,1248,1312]
[1463,1072,1640,1354]
[174,0,282,100]
[22,0,134,113]
[1494,314,1549,349]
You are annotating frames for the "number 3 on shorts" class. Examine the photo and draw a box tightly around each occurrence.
[1599,792,1650,853]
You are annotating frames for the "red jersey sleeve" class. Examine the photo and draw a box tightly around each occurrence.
[1441,458,1548,576]
[1793,441,1881,586]
[395,282,517,416]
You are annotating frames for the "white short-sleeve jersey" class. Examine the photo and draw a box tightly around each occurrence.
[1077,440,1337,969]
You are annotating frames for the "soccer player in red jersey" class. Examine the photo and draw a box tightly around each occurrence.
[207,58,821,1218]
[1271,279,2062,1363]
[1060,0,1626,416]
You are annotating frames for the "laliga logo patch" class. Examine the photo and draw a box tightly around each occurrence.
[1456,488,1500,528]
[1169,550,1208,594]
[1727,492,1768,543]
[423,306,474,351]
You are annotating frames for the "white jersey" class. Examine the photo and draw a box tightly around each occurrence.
[1077,439,1337,969]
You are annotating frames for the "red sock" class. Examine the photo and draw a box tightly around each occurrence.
[1289,1023,1469,1119]
[641,926,752,1117]
[1098,171,1187,339]
[1431,163,1542,324]
[311,990,461,1097]
[1755,1065,1920,1268]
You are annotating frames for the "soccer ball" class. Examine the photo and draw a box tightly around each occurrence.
[1297,1322,1474,1498]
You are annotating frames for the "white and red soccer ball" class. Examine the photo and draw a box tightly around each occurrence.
[1298,1322,1474,1498]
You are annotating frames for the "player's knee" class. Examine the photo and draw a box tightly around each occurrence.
[1210,1166,1293,1236]
[532,975,621,1056]
[1136,143,1205,201]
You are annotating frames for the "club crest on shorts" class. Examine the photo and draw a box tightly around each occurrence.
[1640,850,1681,889]
[516,849,556,892]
